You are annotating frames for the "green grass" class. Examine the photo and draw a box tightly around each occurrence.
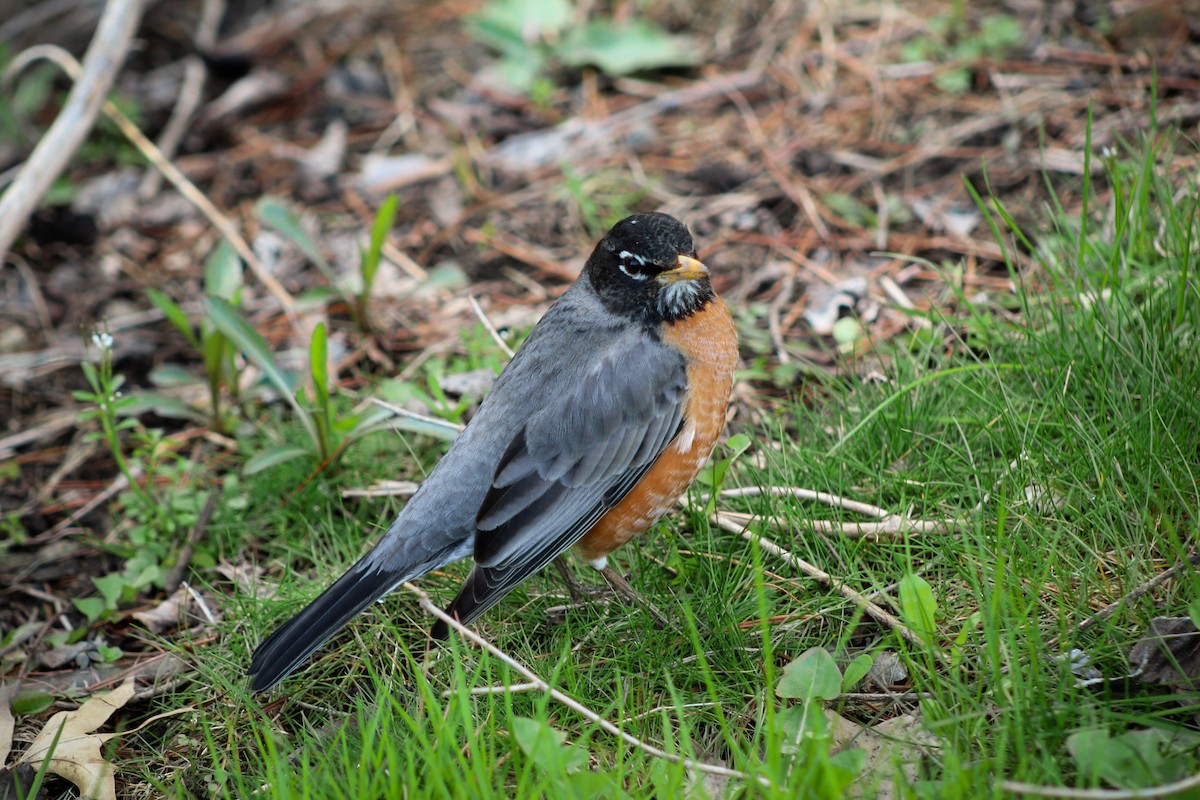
[125,132,1200,798]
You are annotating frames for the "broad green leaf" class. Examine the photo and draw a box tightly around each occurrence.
[841,652,875,692]
[470,0,572,46]
[205,297,317,445]
[204,241,243,302]
[898,574,938,645]
[244,445,312,475]
[775,705,829,756]
[92,574,127,609]
[559,20,700,77]
[116,392,202,421]
[1067,728,1200,790]
[724,432,752,454]
[497,52,548,92]
[10,691,55,716]
[72,597,106,623]
[146,289,199,349]
[511,717,588,774]
[777,647,842,701]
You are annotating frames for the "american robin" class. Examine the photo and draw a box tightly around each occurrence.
[248,212,738,692]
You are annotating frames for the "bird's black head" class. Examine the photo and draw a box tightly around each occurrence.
[584,212,715,326]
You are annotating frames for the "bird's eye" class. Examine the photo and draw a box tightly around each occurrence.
[617,250,651,281]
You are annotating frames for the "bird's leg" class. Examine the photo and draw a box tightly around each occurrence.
[552,556,600,604]
[596,564,669,628]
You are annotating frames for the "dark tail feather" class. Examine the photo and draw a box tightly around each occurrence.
[248,560,398,692]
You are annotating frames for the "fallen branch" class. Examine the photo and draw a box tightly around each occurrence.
[709,512,949,666]
[401,581,770,789]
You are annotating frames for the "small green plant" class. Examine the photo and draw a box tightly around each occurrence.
[773,648,869,795]
[254,195,400,335]
[900,13,1023,93]
[355,194,398,333]
[558,167,649,240]
[74,334,213,617]
[204,300,420,473]
[145,241,244,432]
[75,332,150,511]
[467,0,699,93]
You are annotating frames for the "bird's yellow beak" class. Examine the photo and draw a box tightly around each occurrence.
[657,255,709,284]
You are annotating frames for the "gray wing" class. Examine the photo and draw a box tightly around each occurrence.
[433,337,688,633]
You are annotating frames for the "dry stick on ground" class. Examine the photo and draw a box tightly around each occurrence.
[163,492,219,594]
[0,0,144,258]
[710,486,892,518]
[4,47,298,326]
[709,512,949,665]
[138,0,226,198]
[999,770,1200,799]
[696,485,968,540]
[401,581,771,790]
[1045,550,1200,651]
[467,295,515,359]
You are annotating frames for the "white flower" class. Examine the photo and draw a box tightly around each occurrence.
[91,331,114,350]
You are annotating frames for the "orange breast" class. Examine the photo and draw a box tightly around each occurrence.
[575,297,738,563]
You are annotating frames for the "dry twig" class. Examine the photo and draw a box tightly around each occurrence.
[402,581,770,789]
[0,0,144,257]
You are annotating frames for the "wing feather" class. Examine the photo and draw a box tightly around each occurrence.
[468,337,687,575]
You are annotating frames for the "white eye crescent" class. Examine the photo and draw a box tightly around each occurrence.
[617,250,649,280]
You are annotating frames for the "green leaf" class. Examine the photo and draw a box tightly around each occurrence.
[10,691,55,716]
[116,392,202,421]
[80,360,101,393]
[72,597,106,622]
[775,704,829,756]
[309,322,332,457]
[204,241,244,302]
[310,322,330,410]
[559,20,700,77]
[841,652,875,692]
[497,51,548,92]
[826,748,867,791]
[511,717,588,774]
[205,296,318,445]
[92,574,127,609]
[934,68,971,94]
[96,644,123,663]
[777,647,842,701]
[898,574,938,645]
[254,197,337,284]
[148,364,200,388]
[244,445,312,475]
[724,432,752,456]
[146,289,200,349]
[361,195,398,292]
[469,0,572,46]
[1068,728,1200,790]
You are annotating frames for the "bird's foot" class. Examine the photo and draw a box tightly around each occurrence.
[596,565,669,628]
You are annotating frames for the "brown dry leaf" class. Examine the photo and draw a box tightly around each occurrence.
[826,709,939,798]
[15,676,136,800]
[131,586,192,633]
[216,560,278,600]
[0,684,15,765]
